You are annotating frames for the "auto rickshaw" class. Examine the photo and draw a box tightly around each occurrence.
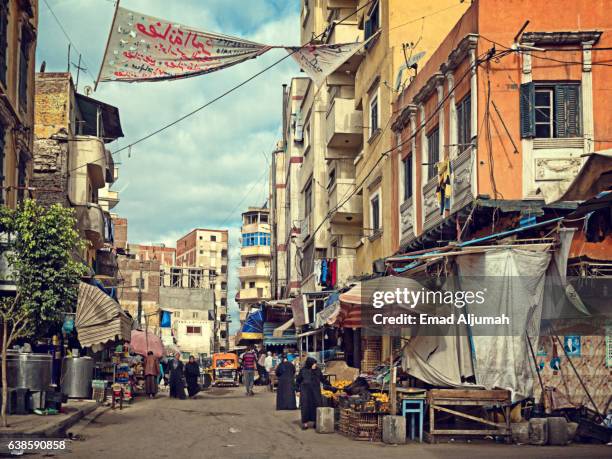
[212,352,239,387]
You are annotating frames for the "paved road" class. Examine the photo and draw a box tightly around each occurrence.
[52,386,609,459]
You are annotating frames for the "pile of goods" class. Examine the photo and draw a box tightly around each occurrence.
[321,380,351,406]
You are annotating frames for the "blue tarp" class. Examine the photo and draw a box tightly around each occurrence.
[240,308,264,339]
[160,310,172,328]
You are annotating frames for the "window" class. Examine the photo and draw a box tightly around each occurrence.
[249,281,256,288]
[19,24,32,112]
[369,93,379,137]
[260,213,268,223]
[210,235,217,242]
[171,268,181,287]
[174,311,181,318]
[427,127,440,181]
[327,168,336,189]
[221,282,227,291]
[456,94,471,151]
[403,154,413,201]
[221,265,227,274]
[370,193,381,231]
[221,249,227,258]
[304,181,313,217]
[364,0,380,41]
[520,82,581,138]
[192,312,199,319]
[221,298,227,306]
[186,326,201,335]
[199,250,203,254]
[0,1,7,87]
[241,232,270,247]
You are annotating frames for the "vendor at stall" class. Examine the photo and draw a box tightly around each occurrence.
[296,357,336,430]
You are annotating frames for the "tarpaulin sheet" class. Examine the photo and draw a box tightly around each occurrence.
[456,248,552,401]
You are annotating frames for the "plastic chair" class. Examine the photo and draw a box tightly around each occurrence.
[401,398,425,442]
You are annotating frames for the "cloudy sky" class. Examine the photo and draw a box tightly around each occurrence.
[36,0,301,333]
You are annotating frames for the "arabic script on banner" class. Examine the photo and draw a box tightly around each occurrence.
[286,42,367,87]
[98,6,271,83]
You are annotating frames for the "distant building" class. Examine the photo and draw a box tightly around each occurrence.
[117,256,161,332]
[159,287,215,357]
[176,228,229,351]
[237,207,271,324]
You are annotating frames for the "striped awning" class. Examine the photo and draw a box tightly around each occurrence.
[75,282,132,348]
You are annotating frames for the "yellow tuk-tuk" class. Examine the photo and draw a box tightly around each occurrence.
[212,353,239,386]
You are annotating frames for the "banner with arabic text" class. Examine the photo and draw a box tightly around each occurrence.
[97,6,271,83]
[285,42,367,87]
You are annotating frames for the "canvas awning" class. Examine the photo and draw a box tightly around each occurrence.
[337,283,362,328]
[75,282,132,348]
[554,151,612,202]
[314,302,341,328]
[272,317,294,338]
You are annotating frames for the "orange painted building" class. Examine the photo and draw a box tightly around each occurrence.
[391,0,612,252]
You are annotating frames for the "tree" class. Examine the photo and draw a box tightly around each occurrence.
[0,199,85,427]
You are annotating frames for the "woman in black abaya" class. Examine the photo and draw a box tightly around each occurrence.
[184,355,201,398]
[169,353,186,399]
[295,357,335,429]
[275,355,297,410]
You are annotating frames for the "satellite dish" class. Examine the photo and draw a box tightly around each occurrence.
[395,51,426,91]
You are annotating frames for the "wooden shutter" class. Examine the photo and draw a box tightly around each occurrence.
[0,1,7,87]
[520,82,535,138]
[555,84,581,138]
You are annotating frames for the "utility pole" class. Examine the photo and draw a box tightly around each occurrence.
[137,260,143,327]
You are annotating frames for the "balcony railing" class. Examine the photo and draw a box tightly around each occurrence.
[326,98,362,148]
[399,197,415,246]
[239,266,269,279]
[240,245,271,258]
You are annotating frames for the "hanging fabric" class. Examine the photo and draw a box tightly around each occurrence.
[435,159,452,214]
[320,259,328,286]
[313,259,322,285]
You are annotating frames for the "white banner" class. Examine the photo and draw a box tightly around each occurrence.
[285,41,367,87]
[97,6,271,83]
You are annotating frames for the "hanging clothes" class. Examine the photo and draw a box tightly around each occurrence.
[320,259,328,286]
[330,258,337,288]
[313,259,322,285]
[435,159,452,215]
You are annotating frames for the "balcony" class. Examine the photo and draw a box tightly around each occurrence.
[328,179,362,224]
[98,188,119,211]
[239,265,269,279]
[74,203,105,249]
[72,136,107,189]
[300,215,311,242]
[238,287,271,302]
[240,245,271,258]
[327,21,363,45]
[326,98,362,148]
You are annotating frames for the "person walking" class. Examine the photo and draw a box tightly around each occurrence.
[296,357,335,429]
[169,353,186,399]
[241,346,257,396]
[143,351,160,399]
[275,355,297,410]
[257,350,268,385]
[184,356,201,398]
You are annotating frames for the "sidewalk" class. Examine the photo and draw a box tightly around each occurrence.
[0,400,102,438]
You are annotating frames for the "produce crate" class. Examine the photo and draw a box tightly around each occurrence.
[337,408,383,441]
[338,408,353,435]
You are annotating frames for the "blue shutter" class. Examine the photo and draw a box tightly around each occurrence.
[555,84,580,138]
[364,17,372,40]
[520,82,535,138]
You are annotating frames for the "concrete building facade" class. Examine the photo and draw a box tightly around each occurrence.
[33,72,123,280]
[176,228,229,351]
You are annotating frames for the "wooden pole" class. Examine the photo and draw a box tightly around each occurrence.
[389,347,397,415]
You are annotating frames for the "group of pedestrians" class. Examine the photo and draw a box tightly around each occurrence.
[241,347,336,430]
[143,351,201,400]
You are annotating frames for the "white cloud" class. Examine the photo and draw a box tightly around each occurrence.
[37,0,301,334]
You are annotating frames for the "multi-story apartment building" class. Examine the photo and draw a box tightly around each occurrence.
[33,72,122,281]
[0,0,37,210]
[130,243,176,267]
[391,0,612,250]
[281,78,309,298]
[237,207,271,322]
[117,256,161,330]
[176,228,229,351]
[270,141,286,299]
[294,1,469,291]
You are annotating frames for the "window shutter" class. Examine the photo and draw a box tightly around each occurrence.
[520,82,535,138]
[364,17,372,40]
[555,85,580,138]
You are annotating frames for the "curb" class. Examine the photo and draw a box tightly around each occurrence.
[66,405,112,437]
[0,403,99,439]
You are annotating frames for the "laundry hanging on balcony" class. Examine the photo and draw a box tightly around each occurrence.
[96,5,369,86]
[436,159,452,214]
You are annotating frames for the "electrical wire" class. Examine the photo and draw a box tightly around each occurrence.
[388,2,466,32]
[65,1,375,175]
[41,0,98,83]
[304,47,506,270]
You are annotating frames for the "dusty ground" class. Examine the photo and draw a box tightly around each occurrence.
[36,386,610,459]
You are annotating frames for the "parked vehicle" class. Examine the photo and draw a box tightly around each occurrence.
[212,353,239,387]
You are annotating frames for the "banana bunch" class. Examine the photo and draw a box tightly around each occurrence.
[331,379,352,389]
[371,392,389,403]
